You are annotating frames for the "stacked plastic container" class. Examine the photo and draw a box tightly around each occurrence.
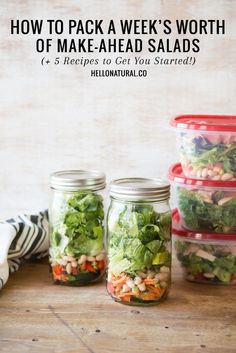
[169,115,236,284]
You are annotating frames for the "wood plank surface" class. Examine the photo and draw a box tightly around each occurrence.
[0,259,235,353]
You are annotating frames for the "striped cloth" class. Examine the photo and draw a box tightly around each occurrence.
[0,210,49,289]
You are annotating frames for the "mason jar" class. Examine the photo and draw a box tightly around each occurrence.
[49,170,106,285]
[106,178,171,306]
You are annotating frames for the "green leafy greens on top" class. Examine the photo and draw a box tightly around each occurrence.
[108,204,171,276]
[178,188,236,233]
[51,190,104,258]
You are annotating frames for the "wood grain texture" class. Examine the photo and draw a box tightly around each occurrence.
[0,259,236,353]
[0,0,236,218]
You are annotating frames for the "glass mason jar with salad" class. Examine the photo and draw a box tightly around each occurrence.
[106,178,172,306]
[49,170,107,285]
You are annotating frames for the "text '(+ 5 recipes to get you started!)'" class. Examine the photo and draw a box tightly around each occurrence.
[10,19,225,54]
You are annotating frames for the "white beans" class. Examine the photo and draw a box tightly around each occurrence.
[201,168,208,178]
[138,283,146,292]
[66,263,72,274]
[126,279,135,289]
[221,173,233,181]
[78,255,87,264]
[134,276,142,284]
[63,255,75,262]
[207,170,215,177]
[134,276,142,285]
[87,256,96,262]
[213,166,221,173]
[71,261,78,268]
[122,284,131,292]
[196,169,202,178]
[96,253,105,261]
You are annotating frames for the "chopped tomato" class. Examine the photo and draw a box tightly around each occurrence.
[53,264,62,276]
[85,261,97,273]
[97,260,105,270]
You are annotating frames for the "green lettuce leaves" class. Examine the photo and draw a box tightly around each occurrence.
[178,188,236,233]
[108,204,171,275]
[175,240,236,283]
[52,190,104,257]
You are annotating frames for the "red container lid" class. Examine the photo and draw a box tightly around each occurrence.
[168,163,236,188]
[172,209,236,240]
[170,115,236,132]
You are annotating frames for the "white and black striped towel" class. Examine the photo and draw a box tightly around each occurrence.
[0,210,49,289]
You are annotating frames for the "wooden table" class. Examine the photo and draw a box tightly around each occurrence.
[0,259,235,353]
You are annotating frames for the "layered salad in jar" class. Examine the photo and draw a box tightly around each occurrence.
[49,190,106,285]
[107,204,172,305]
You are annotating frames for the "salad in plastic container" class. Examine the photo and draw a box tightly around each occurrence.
[171,115,236,180]
[169,163,236,233]
[173,209,236,285]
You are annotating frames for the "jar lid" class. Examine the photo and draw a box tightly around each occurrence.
[168,163,236,188]
[170,114,236,132]
[50,170,106,191]
[172,209,236,241]
[109,178,170,201]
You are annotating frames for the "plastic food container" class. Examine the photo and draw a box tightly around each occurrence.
[49,170,107,285]
[107,178,172,306]
[169,163,236,234]
[172,209,236,285]
[171,115,236,180]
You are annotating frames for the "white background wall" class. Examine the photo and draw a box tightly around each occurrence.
[0,0,235,218]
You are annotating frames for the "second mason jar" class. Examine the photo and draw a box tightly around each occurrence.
[106,178,172,305]
[49,170,106,285]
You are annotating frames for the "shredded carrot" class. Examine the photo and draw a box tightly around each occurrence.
[53,264,62,276]
[115,281,127,292]
[112,276,127,286]
[144,279,157,285]
[140,292,158,301]
[121,295,131,302]
[146,285,162,295]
